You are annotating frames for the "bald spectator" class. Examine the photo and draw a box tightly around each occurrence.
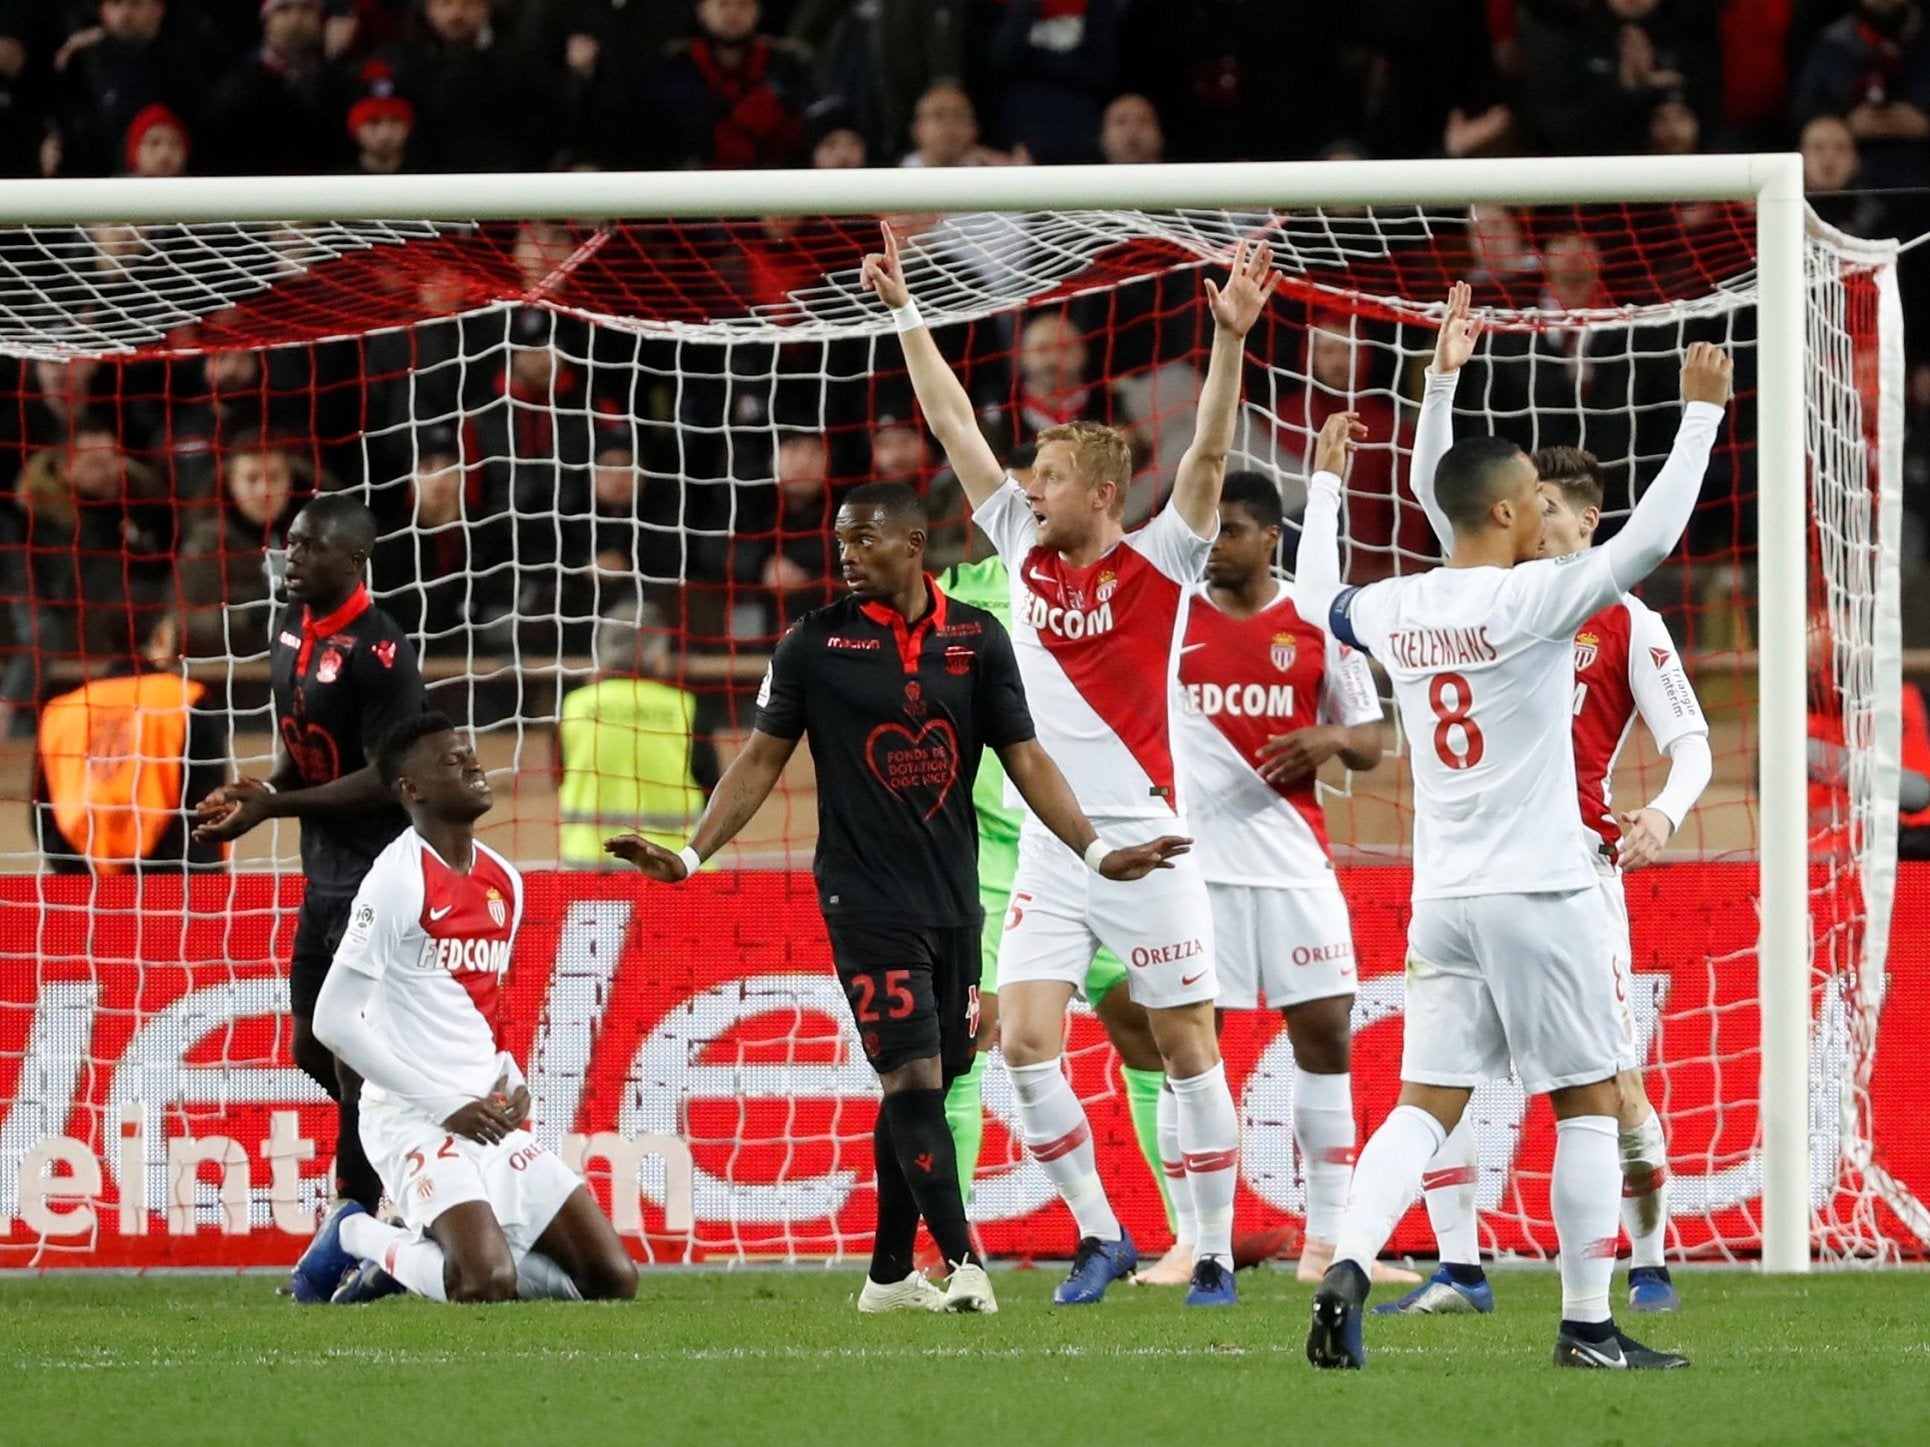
[1099,92,1164,164]
[901,82,1024,166]
[644,0,810,170]
[204,0,351,175]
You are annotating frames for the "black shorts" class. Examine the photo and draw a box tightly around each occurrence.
[289,890,360,1018]
[826,919,982,1080]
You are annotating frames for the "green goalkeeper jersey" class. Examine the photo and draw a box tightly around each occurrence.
[940,557,1023,851]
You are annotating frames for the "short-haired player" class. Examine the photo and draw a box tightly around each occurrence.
[864,227,1279,1306]
[298,712,638,1306]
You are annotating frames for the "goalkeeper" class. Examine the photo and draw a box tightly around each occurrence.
[939,550,1188,1282]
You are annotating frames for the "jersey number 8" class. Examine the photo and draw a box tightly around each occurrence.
[1427,672,1486,771]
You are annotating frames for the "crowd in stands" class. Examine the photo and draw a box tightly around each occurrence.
[0,0,1927,762]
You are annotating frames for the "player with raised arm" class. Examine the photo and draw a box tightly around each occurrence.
[192,495,425,1291]
[297,712,638,1307]
[1376,285,1714,1319]
[938,550,1183,1279]
[1158,471,1419,1289]
[606,483,1184,1316]
[862,225,1277,1307]
[1293,336,1731,1370]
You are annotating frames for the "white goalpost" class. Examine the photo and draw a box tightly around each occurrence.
[0,155,1906,1271]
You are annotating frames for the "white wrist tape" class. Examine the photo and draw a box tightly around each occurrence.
[676,846,702,879]
[889,299,923,333]
[1082,839,1110,873]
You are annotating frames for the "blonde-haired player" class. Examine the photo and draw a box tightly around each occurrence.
[862,225,1277,1306]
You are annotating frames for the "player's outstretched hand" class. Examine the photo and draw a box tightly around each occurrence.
[444,1096,515,1146]
[1434,280,1484,373]
[603,832,692,882]
[1099,835,1192,881]
[1312,409,1367,478]
[191,777,273,843]
[1256,724,1345,786]
[860,222,912,311]
[1615,807,1674,870]
[1680,341,1732,407]
[1203,239,1279,338]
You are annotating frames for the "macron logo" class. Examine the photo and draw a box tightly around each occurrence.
[1649,647,1673,670]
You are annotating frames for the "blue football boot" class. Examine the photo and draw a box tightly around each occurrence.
[1052,1231,1139,1305]
[1372,1266,1496,1315]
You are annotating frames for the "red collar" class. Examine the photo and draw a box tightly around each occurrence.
[859,575,947,673]
[298,583,371,671]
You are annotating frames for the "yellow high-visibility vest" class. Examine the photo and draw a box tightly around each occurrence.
[557,676,704,866]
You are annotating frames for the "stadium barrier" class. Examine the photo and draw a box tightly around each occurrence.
[4,863,1925,1269]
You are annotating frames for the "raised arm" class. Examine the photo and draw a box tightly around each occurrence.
[995,738,1191,880]
[1620,608,1713,868]
[1291,409,1366,631]
[861,223,1005,510]
[1599,343,1732,591]
[605,728,797,881]
[1409,281,1483,554]
[1170,239,1279,536]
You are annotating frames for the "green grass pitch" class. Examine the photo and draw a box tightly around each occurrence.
[5,1268,1928,1445]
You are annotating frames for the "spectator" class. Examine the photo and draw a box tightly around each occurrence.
[383,0,565,171]
[516,0,693,168]
[984,0,1128,165]
[1099,91,1163,165]
[1803,111,1891,235]
[788,0,962,161]
[1515,0,1721,156]
[175,441,313,659]
[369,426,515,657]
[554,601,714,867]
[122,101,188,177]
[51,0,221,177]
[345,59,413,174]
[203,0,350,176]
[901,81,1022,167]
[32,615,226,874]
[1793,0,1930,190]
[806,98,867,167]
[644,0,810,170]
[0,8,56,179]
[1647,94,1701,153]
[5,416,173,693]
[1333,0,1505,159]
[729,429,838,639]
[1464,203,1545,309]
[983,310,1141,458]
[582,429,691,600]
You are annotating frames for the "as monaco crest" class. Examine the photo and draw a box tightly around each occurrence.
[316,648,343,684]
[486,887,507,929]
[1271,632,1296,672]
[1095,570,1118,603]
[1573,631,1599,673]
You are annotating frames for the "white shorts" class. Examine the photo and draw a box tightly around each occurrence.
[1207,881,1357,1011]
[1400,888,1636,1096]
[997,815,1217,1010]
[1596,859,1639,1057]
[361,1097,581,1255]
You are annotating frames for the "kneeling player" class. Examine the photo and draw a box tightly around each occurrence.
[298,713,638,1305]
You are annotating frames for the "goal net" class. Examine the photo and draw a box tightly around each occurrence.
[0,168,1920,1268]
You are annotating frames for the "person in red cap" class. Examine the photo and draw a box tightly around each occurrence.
[346,60,414,174]
[123,102,189,177]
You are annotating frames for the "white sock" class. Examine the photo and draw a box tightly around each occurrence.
[1292,1068,1354,1243]
[1553,1114,1621,1324]
[341,1212,449,1302]
[516,1250,584,1301]
[1334,1104,1445,1275]
[1619,1108,1670,1269]
[1157,1081,1198,1245]
[1007,1058,1120,1242]
[1171,1062,1240,1267]
[1421,1114,1483,1267]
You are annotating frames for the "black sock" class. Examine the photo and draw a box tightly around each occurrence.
[1560,1317,1617,1343]
[1445,1262,1488,1287]
[869,1111,918,1285]
[332,1063,383,1212]
[881,1088,978,1271]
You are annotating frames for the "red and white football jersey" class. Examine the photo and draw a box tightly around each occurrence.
[334,830,524,1106]
[1570,594,1707,852]
[1174,581,1381,885]
[973,479,1211,818]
